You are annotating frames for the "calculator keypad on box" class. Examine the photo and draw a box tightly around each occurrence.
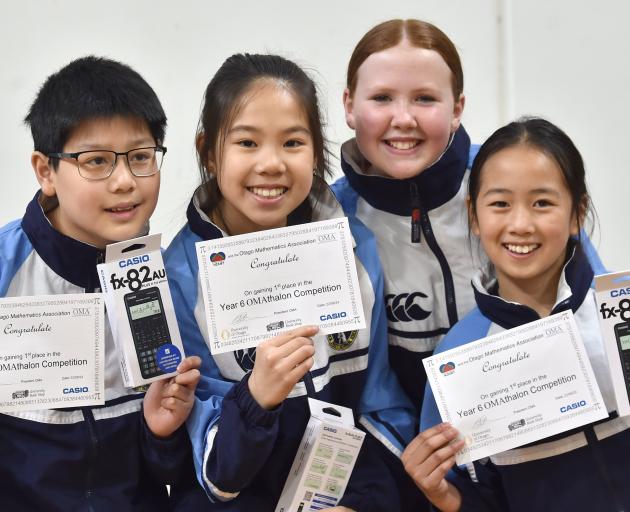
[134,316,169,378]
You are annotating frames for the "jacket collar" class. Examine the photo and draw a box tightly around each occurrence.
[472,242,594,330]
[186,176,346,241]
[21,191,104,290]
[339,126,471,215]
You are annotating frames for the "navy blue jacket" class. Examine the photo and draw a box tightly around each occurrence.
[164,179,415,511]
[421,246,629,512]
[0,192,190,512]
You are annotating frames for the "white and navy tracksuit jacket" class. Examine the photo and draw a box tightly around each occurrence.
[163,179,416,511]
[0,192,190,512]
[332,127,605,419]
[421,245,630,512]
[332,127,481,416]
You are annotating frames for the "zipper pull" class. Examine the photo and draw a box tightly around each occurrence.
[410,182,421,243]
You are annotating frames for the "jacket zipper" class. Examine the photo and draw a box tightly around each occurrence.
[83,252,104,510]
[83,407,98,511]
[410,182,421,244]
[411,186,459,327]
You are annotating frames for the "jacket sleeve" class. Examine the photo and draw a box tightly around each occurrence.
[447,460,509,512]
[337,431,401,512]
[187,373,281,502]
[139,411,192,484]
[332,218,416,509]
[349,216,417,457]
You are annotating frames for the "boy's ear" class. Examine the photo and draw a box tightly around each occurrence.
[451,93,466,133]
[467,195,480,236]
[31,152,56,197]
[343,89,356,130]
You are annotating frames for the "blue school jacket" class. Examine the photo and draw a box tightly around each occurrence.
[164,178,415,511]
[421,245,630,512]
[0,192,190,512]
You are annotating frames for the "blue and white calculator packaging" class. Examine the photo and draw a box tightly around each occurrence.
[98,234,184,387]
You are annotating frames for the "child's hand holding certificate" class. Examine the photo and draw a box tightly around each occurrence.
[424,311,607,464]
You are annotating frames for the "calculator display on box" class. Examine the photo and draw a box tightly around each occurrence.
[124,287,170,379]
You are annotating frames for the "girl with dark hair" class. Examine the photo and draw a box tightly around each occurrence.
[164,53,414,511]
[406,117,629,511]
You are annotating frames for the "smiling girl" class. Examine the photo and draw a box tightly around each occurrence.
[406,117,629,511]
[331,19,475,510]
[164,53,413,511]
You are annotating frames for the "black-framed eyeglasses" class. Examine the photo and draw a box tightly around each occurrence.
[47,146,167,181]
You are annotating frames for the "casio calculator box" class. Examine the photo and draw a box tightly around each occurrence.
[275,399,365,512]
[97,234,184,387]
[595,270,630,417]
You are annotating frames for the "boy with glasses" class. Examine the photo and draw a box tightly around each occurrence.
[0,56,200,511]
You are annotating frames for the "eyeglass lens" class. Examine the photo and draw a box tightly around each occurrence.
[77,148,163,179]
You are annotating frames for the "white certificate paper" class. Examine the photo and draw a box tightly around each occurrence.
[196,218,365,354]
[0,295,105,412]
[424,311,607,464]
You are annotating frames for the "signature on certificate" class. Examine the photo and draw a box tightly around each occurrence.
[231,312,269,326]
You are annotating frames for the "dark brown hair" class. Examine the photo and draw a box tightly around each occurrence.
[196,53,331,209]
[469,117,591,238]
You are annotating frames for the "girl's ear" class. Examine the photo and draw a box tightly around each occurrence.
[451,94,465,133]
[467,195,480,236]
[196,133,216,176]
[343,89,356,130]
[571,195,588,237]
[32,152,56,197]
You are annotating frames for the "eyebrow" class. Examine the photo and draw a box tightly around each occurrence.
[74,137,155,151]
[482,187,561,197]
[229,124,311,135]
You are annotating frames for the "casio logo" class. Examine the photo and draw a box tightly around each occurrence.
[560,400,586,413]
[611,288,630,297]
[119,255,150,268]
[320,312,347,321]
[63,387,89,394]
[323,426,337,433]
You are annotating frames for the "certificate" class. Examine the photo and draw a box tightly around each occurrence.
[424,311,607,464]
[0,294,105,412]
[196,218,365,354]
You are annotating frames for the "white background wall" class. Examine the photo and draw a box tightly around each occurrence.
[0,0,627,268]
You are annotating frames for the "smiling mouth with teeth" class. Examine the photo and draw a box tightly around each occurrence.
[385,140,420,150]
[107,205,136,212]
[249,187,287,198]
[505,243,540,254]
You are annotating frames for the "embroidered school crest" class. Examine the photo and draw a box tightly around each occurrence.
[327,330,358,351]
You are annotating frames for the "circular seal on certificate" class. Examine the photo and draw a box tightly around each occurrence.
[327,330,358,351]
[234,347,257,372]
